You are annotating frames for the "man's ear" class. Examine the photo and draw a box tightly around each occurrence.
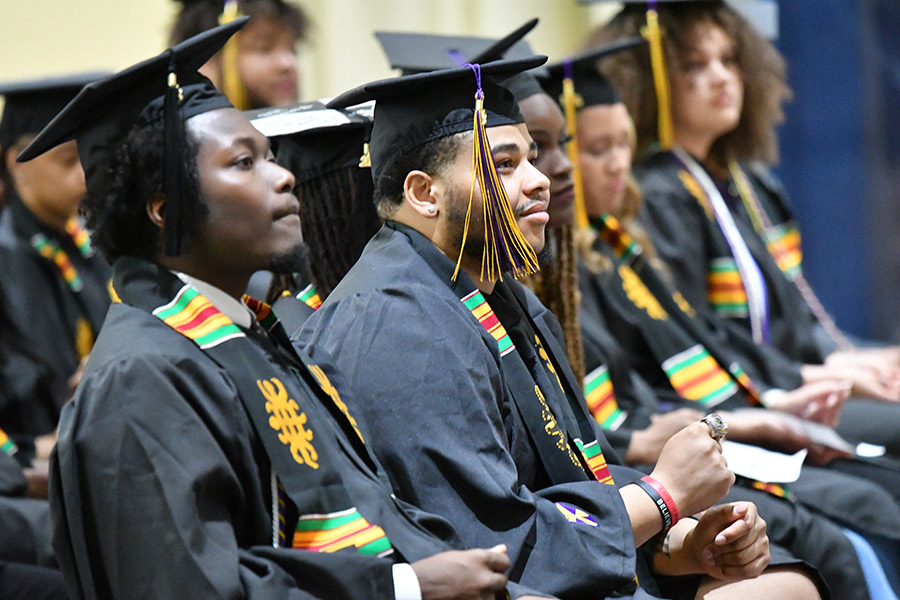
[146,193,166,229]
[402,170,439,218]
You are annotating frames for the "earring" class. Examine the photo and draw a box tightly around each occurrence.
[427,206,436,215]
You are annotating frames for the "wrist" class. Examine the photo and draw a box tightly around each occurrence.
[635,475,680,530]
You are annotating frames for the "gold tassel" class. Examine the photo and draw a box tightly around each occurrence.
[562,73,589,229]
[452,91,540,283]
[642,9,673,150]
[219,0,251,110]
[358,143,371,168]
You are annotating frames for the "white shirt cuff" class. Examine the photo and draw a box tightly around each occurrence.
[392,563,422,600]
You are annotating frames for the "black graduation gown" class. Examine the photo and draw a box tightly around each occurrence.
[634,151,825,365]
[635,152,900,457]
[297,222,691,600]
[576,252,876,600]
[51,257,539,600]
[0,194,110,410]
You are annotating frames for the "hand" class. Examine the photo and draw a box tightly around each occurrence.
[723,409,848,466]
[411,545,509,600]
[24,459,50,499]
[721,409,810,454]
[625,408,705,464]
[769,380,850,428]
[805,360,900,402]
[684,502,770,581]
[650,421,734,518]
[34,431,57,461]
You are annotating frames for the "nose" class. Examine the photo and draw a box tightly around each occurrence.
[606,145,631,175]
[547,147,573,180]
[275,47,297,73]
[272,162,295,194]
[522,159,550,199]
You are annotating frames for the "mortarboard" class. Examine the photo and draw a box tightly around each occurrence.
[18,18,248,256]
[538,36,646,229]
[246,100,373,183]
[328,56,546,282]
[0,73,106,151]
[375,18,538,76]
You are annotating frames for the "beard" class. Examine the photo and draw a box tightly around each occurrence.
[264,242,310,275]
[443,182,487,269]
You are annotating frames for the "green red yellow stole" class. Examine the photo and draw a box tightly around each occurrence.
[461,289,614,485]
[137,275,392,557]
[595,214,760,406]
[0,428,18,456]
[297,283,322,311]
[30,218,98,358]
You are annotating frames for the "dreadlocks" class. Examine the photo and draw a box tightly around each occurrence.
[298,164,379,298]
[524,225,585,383]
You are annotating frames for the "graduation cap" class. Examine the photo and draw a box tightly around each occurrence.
[538,36,646,229]
[328,56,546,282]
[246,100,373,183]
[0,73,107,151]
[375,18,539,76]
[18,18,248,256]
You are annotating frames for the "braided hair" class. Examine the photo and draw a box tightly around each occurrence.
[524,225,585,383]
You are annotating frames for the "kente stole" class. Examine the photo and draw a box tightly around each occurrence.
[115,260,394,558]
[462,286,614,486]
[672,151,770,343]
[30,218,99,358]
[595,214,760,407]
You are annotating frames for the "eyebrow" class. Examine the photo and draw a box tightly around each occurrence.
[231,135,270,154]
[489,142,524,156]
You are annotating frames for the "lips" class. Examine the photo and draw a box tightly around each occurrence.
[516,198,549,218]
[273,198,300,221]
[553,184,575,206]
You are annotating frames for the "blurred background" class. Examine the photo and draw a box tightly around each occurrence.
[2,0,897,342]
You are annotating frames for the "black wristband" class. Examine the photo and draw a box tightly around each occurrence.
[635,478,673,530]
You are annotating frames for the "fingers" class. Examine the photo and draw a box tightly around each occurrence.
[483,548,511,574]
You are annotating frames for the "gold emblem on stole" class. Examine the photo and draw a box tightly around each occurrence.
[619,265,668,320]
[307,364,365,443]
[257,377,319,469]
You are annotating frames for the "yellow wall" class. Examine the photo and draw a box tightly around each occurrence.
[1,0,618,101]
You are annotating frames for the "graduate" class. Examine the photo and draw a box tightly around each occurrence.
[0,74,111,454]
[530,42,899,600]
[170,0,309,109]
[245,100,379,331]
[20,20,550,600]
[297,54,822,599]
[585,0,900,457]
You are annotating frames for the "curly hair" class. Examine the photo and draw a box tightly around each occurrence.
[169,0,310,46]
[582,4,791,168]
[373,132,466,219]
[82,118,203,263]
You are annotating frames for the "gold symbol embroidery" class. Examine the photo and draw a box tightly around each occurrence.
[307,364,364,443]
[257,378,318,469]
[672,291,696,317]
[534,385,582,468]
[619,265,668,320]
[534,335,565,393]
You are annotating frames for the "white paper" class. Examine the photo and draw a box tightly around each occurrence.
[798,420,856,454]
[856,442,887,458]
[721,440,807,483]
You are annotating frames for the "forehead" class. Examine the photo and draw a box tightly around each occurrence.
[485,122,533,149]
[186,107,266,149]
[683,20,734,53]
[518,93,565,133]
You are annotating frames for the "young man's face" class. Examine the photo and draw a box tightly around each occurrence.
[184,107,301,278]
[518,93,575,229]
[436,123,550,265]
[237,17,300,108]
